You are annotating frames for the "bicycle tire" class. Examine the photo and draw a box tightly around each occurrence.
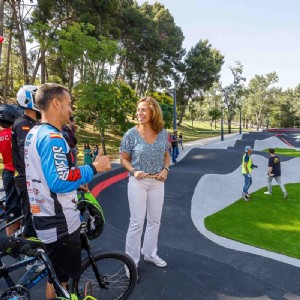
[70,251,137,300]
[0,285,30,300]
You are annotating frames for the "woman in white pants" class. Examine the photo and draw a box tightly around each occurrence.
[120,96,170,271]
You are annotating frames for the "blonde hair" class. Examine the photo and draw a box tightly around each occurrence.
[138,96,164,133]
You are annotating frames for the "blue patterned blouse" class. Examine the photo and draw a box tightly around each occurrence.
[121,126,169,175]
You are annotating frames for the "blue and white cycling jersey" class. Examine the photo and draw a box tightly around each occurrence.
[24,123,96,243]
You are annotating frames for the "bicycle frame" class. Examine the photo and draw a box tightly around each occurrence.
[80,229,108,290]
[0,198,124,299]
[0,205,71,297]
[0,230,106,299]
[0,250,70,298]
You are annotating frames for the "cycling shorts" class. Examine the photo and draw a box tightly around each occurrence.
[46,227,81,282]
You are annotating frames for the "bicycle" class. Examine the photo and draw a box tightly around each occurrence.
[0,195,137,299]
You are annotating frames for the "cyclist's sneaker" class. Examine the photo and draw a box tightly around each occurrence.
[242,193,249,201]
[25,256,46,273]
[264,191,272,195]
[246,193,251,198]
[284,193,288,198]
[144,255,167,268]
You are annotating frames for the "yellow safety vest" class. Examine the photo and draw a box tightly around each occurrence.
[242,154,253,174]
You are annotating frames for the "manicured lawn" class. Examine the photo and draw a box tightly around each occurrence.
[178,120,240,143]
[262,148,300,157]
[205,183,300,258]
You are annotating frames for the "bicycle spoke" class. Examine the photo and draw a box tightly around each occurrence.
[73,252,137,300]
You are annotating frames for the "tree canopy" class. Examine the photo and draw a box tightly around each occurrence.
[1,0,299,135]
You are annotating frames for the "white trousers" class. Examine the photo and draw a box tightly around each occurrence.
[125,177,165,266]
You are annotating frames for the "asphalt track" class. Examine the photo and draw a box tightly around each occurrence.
[89,131,300,300]
[2,131,300,299]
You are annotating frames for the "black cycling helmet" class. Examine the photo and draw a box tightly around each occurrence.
[0,104,21,125]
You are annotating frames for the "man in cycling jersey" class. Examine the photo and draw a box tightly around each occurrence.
[24,83,111,299]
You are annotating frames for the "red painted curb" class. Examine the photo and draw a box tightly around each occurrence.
[280,138,294,147]
[91,171,129,198]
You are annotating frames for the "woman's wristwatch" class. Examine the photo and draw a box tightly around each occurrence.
[162,166,170,172]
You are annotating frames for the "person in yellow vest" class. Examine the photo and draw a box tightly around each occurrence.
[242,146,257,201]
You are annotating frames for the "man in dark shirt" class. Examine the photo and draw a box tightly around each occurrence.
[178,132,183,150]
[264,148,287,198]
[170,131,179,164]
[62,116,78,165]
[12,85,40,237]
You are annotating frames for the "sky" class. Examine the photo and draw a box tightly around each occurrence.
[136,0,300,90]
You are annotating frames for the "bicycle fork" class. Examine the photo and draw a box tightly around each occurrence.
[82,235,108,290]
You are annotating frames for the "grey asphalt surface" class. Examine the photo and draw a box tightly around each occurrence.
[2,131,300,299]
[97,143,300,300]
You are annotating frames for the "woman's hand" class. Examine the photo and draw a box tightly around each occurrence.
[134,170,149,180]
[157,169,168,182]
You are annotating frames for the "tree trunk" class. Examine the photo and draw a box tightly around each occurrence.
[0,0,4,65]
[177,102,187,126]
[114,56,125,82]
[15,1,29,84]
[99,130,107,155]
[3,31,13,103]
[40,48,46,83]
[135,73,142,97]
[68,63,75,90]
[10,60,13,90]
[256,116,260,131]
[227,118,232,134]
[31,52,41,84]
[138,73,146,98]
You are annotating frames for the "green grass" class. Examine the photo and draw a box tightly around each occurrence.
[173,120,241,143]
[205,183,300,258]
[262,148,300,157]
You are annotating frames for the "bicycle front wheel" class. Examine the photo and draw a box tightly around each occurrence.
[70,251,137,300]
